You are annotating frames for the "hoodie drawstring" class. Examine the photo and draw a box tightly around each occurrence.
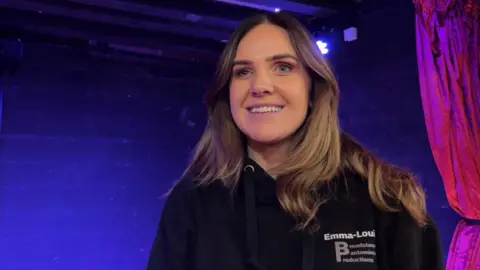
[243,164,315,270]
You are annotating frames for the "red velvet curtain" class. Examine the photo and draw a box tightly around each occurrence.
[414,0,480,268]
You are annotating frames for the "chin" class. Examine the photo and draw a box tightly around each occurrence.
[246,131,290,145]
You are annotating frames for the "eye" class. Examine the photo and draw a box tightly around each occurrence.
[233,68,252,78]
[275,62,293,73]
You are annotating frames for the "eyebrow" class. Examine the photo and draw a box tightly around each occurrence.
[232,53,299,67]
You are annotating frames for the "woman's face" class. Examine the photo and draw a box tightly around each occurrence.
[229,23,311,145]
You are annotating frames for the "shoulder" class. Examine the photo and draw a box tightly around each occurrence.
[165,176,230,210]
[164,178,197,207]
[159,178,197,225]
[393,210,441,240]
[385,210,444,269]
[331,169,371,199]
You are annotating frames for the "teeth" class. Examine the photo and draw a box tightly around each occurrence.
[249,106,283,113]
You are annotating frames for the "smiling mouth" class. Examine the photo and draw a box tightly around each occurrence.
[248,106,284,113]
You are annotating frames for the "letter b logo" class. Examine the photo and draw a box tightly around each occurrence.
[334,241,349,262]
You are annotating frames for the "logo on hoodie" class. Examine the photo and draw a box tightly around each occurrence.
[324,229,376,264]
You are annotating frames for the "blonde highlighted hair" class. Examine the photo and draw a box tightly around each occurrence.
[182,12,427,230]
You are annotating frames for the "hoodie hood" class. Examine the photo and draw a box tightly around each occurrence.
[241,158,315,270]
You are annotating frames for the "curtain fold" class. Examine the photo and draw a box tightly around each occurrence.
[414,0,480,268]
[446,220,480,269]
[414,0,480,219]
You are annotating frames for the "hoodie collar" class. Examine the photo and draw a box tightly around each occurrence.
[241,156,315,270]
[242,157,278,204]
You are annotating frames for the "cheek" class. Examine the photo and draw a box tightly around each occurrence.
[287,97,309,123]
[229,79,251,105]
[229,87,240,111]
[282,81,310,109]
[229,85,246,123]
[294,92,309,109]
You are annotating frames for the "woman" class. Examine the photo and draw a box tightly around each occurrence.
[147,12,444,270]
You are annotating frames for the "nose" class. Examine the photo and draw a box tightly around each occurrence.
[250,70,273,97]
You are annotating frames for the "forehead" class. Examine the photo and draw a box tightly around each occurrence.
[235,23,297,60]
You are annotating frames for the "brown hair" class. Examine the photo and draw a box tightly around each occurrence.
[182,12,427,230]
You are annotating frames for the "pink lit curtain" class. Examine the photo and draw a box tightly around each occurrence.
[414,0,480,268]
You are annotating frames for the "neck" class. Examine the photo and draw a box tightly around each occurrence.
[247,140,290,171]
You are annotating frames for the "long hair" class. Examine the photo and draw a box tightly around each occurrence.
[183,12,427,230]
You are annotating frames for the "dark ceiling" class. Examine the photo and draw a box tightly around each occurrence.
[0,0,390,66]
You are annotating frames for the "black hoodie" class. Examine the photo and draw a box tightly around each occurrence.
[147,158,444,270]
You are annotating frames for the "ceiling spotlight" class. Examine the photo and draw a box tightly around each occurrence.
[316,40,329,55]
